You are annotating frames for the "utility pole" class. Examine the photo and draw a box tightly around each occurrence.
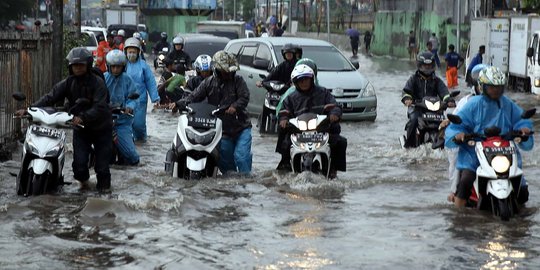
[234,0,236,20]
[223,0,225,20]
[327,0,330,41]
[457,0,461,54]
[52,0,64,84]
[76,0,81,37]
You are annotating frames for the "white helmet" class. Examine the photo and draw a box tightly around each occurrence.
[193,54,212,72]
[173,36,184,46]
[105,49,127,72]
[133,32,141,39]
[118,29,125,37]
[123,37,141,52]
[291,64,315,83]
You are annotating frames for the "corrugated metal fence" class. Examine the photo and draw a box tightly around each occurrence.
[0,29,53,154]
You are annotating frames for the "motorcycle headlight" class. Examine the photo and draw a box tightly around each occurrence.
[535,78,540,87]
[45,144,63,157]
[270,82,285,91]
[298,120,308,131]
[158,55,165,60]
[359,82,376,98]
[307,119,317,130]
[425,100,441,111]
[186,129,216,145]
[491,155,510,173]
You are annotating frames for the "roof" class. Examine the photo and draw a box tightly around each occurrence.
[228,37,332,46]
[197,20,245,26]
[181,34,230,43]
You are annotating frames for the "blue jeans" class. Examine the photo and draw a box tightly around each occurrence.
[115,119,140,165]
[219,128,252,175]
[133,101,147,141]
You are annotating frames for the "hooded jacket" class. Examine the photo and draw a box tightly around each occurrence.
[445,94,534,172]
[95,40,111,73]
[401,71,450,104]
[104,72,139,125]
[184,74,251,138]
[126,58,159,105]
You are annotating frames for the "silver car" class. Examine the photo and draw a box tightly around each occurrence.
[224,37,377,121]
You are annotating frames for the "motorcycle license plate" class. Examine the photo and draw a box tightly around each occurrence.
[188,116,216,128]
[484,146,514,155]
[297,132,325,143]
[422,113,445,121]
[30,126,61,138]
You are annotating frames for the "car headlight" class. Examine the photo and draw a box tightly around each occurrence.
[186,129,216,145]
[491,155,510,173]
[425,100,441,111]
[359,82,376,98]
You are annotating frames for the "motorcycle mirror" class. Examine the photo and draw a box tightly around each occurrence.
[12,92,27,101]
[449,91,460,98]
[127,92,140,100]
[521,108,536,119]
[484,126,501,137]
[447,114,462,124]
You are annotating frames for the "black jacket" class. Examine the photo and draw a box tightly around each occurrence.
[263,60,296,85]
[185,75,204,92]
[32,72,112,131]
[401,71,449,104]
[280,85,342,134]
[153,39,170,53]
[185,74,251,137]
[166,49,191,73]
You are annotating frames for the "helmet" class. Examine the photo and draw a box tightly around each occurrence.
[416,51,435,75]
[470,64,489,95]
[172,36,184,46]
[281,43,297,59]
[106,49,127,73]
[478,66,506,98]
[212,50,239,73]
[123,37,141,51]
[193,54,212,72]
[117,29,125,37]
[133,32,141,39]
[291,64,315,84]
[160,32,168,39]
[294,46,303,59]
[97,34,105,42]
[66,47,92,66]
[65,47,93,75]
[111,30,117,36]
[295,58,317,77]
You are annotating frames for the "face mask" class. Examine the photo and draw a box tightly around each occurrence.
[127,53,138,62]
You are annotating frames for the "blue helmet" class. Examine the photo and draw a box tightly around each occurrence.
[193,54,212,73]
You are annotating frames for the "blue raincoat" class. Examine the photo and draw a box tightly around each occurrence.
[445,95,533,172]
[105,72,140,165]
[126,58,159,141]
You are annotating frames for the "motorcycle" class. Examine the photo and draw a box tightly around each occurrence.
[258,80,288,134]
[284,104,335,178]
[447,108,536,220]
[12,92,87,196]
[400,91,460,149]
[164,102,223,180]
[154,47,168,70]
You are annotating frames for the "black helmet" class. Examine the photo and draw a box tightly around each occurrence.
[294,46,303,60]
[66,47,93,75]
[416,51,435,75]
[281,43,297,59]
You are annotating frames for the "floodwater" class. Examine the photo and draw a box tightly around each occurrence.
[2,54,540,269]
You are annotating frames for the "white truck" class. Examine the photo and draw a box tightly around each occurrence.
[196,21,246,39]
[105,8,137,27]
[508,16,540,93]
[466,18,510,74]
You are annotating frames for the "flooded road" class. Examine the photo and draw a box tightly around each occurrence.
[2,54,540,269]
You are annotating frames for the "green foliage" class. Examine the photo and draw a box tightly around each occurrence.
[522,0,540,8]
[62,28,87,77]
[0,0,35,21]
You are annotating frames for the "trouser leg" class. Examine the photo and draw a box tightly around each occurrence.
[218,137,237,174]
[133,101,148,141]
[72,131,91,182]
[455,169,476,200]
[92,128,112,190]
[329,134,347,171]
[115,122,140,165]
[233,128,252,174]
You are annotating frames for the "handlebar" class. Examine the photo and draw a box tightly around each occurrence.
[452,131,534,145]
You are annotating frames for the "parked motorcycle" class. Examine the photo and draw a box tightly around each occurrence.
[12,92,86,196]
[285,104,335,178]
[258,80,288,134]
[447,108,536,220]
[164,102,223,180]
[400,91,459,149]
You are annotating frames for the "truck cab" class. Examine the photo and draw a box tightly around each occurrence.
[527,31,540,94]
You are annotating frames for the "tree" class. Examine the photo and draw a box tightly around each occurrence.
[522,0,540,8]
[0,0,35,22]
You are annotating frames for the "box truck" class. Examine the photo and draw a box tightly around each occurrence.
[507,16,540,93]
[105,8,137,27]
[466,18,510,74]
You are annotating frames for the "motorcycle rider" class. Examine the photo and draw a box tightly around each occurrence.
[124,37,160,142]
[157,58,186,106]
[95,33,111,73]
[401,51,453,148]
[152,32,170,55]
[132,32,146,60]
[104,49,140,165]
[16,47,113,191]
[114,29,126,51]
[445,66,534,208]
[185,54,213,93]
[279,64,347,178]
[175,51,252,175]
[166,36,192,76]
[275,58,320,171]
[256,43,302,89]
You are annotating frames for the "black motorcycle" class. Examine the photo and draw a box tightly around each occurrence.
[258,80,289,134]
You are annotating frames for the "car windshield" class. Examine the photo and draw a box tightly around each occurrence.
[82,33,97,47]
[184,41,229,62]
[273,45,354,71]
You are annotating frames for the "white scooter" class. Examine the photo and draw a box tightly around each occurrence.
[447,109,535,220]
[285,105,334,178]
[165,102,223,180]
[12,93,86,196]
